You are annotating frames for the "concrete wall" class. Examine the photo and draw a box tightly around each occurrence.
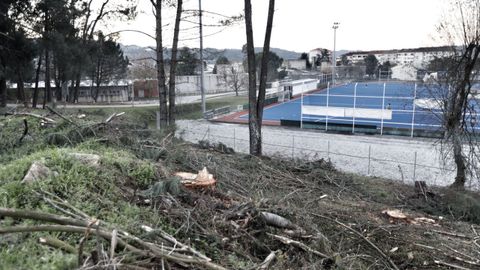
[134,74,247,98]
[283,59,307,70]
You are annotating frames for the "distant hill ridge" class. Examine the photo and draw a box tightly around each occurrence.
[121,44,304,62]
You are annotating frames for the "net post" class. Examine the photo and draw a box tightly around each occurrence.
[326,82,330,131]
[327,140,330,159]
[300,92,304,129]
[233,128,236,151]
[380,83,386,135]
[368,145,371,175]
[413,151,417,182]
[352,82,358,134]
[292,136,295,160]
[411,83,417,138]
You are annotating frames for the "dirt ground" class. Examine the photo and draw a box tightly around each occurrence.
[0,108,479,269]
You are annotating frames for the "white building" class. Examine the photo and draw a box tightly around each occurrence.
[343,46,454,69]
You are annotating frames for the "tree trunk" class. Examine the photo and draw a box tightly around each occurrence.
[74,76,81,103]
[155,0,168,128]
[44,48,51,109]
[0,77,6,108]
[244,0,275,156]
[168,0,183,125]
[16,73,27,107]
[451,132,466,189]
[255,0,275,155]
[32,53,42,108]
[244,0,259,156]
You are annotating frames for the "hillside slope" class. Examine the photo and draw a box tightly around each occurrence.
[0,109,479,269]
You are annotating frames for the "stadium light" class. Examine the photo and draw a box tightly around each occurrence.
[332,22,339,86]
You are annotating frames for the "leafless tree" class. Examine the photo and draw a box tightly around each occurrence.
[244,0,275,156]
[432,0,480,189]
[218,66,246,96]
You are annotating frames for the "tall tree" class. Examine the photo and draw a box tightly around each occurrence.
[244,0,275,156]
[0,0,31,108]
[6,29,36,107]
[213,56,230,74]
[299,52,312,70]
[90,33,129,102]
[72,0,136,103]
[168,0,183,125]
[434,0,480,189]
[176,47,199,76]
[152,0,168,128]
[364,54,378,77]
[219,66,246,96]
[255,51,283,82]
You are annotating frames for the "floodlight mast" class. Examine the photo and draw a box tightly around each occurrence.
[199,0,206,117]
[332,22,339,86]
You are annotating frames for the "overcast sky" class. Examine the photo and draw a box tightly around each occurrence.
[109,0,450,53]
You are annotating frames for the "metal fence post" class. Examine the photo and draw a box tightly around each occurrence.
[292,136,295,159]
[411,83,417,138]
[368,145,371,175]
[352,82,358,134]
[413,151,417,182]
[326,82,330,131]
[380,83,386,135]
[327,140,330,159]
[233,128,236,151]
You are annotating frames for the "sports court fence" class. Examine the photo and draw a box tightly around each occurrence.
[298,82,450,138]
[177,121,462,188]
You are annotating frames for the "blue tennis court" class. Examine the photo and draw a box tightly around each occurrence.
[239,82,479,136]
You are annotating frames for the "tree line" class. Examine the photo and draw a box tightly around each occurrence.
[0,0,135,108]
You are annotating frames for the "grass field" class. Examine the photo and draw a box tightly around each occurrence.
[62,95,248,128]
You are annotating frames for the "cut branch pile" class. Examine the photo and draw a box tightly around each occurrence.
[0,203,226,270]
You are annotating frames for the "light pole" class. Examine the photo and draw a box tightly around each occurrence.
[332,22,339,86]
[199,0,206,117]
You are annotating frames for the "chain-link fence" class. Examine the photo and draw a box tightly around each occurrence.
[176,120,468,188]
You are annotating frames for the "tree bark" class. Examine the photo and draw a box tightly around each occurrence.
[16,73,27,107]
[155,0,168,128]
[168,0,183,125]
[447,43,480,189]
[244,0,259,156]
[32,53,42,108]
[244,0,275,156]
[0,77,6,108]
[43,48,51,109]
[255,0,275,155]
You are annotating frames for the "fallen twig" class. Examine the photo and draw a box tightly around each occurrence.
[432,229,470,239]
[5,112,56,123]
[105,112,125,123]
[312,213,400,270]
[267,233,329,258]
[39,236,77,254]
[0,207,226,270]
[434,260,472,270]
[46,105,78,126]
[257,250,278,269]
